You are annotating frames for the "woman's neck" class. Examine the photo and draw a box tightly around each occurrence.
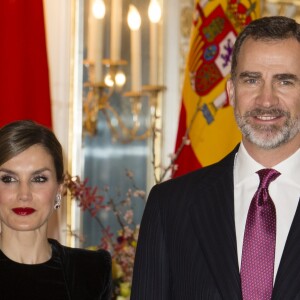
[0,230,52,264]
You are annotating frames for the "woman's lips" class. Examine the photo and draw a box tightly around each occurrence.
[12,207,36,216]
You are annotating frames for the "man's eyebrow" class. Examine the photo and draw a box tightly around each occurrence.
[273,73,299,81]
[239,71,261,78]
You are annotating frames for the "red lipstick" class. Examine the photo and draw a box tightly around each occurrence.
[12,207,36,216]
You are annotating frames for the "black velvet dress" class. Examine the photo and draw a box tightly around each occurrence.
[0,244,69,299]
[0,239,112,300]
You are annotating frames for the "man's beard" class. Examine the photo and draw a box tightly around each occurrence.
[235,107,300,149]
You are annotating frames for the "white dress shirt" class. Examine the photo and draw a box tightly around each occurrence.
[234,142,300,282]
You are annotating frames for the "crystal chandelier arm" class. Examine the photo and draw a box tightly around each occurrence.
[102,102,153,143]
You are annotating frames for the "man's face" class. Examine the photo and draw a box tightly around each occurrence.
[227,37,300,150]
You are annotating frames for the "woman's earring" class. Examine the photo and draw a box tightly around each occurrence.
[54,194,61,210]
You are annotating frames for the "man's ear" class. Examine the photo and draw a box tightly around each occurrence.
[226,79,235,107]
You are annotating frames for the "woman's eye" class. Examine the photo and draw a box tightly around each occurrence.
[32,176,48,183]
[1,175,16,183]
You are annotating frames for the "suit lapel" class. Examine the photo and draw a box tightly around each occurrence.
[189,149,242,300]
[273,198,300,299]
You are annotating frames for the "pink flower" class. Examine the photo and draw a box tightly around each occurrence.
[124,210,133,224]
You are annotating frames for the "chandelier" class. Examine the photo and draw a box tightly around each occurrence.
[83,0,165,143]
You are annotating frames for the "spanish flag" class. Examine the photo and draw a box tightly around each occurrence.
[173,0,260,177]
[0,0,52,128]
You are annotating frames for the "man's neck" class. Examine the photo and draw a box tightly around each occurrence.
[242,138,300,168]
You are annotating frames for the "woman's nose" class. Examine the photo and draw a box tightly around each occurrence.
[18,182,32,201]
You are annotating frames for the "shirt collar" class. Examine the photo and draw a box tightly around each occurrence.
[235,142,262,185]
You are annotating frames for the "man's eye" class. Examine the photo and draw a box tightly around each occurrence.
[33,176,48,183]
[280,80,294,86]
[245,78,257,84]
[0,175,16,183]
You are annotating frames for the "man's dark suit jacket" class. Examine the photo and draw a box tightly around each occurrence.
[131,146,300,299]
[49,239,112,299]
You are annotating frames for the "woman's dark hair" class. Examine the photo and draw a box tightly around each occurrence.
[0,120,64,183]
[231,16,300,79]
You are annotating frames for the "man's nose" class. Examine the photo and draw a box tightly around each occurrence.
[255,82,278,107]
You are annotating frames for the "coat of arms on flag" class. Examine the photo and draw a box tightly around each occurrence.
[173,0,259,177]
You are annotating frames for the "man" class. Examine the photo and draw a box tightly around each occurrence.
[131,16,300,299]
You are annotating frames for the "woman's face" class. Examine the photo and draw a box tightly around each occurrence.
[0,144,62,233]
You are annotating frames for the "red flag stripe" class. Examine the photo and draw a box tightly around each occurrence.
[0,0,52,128]
[173,102,201,177]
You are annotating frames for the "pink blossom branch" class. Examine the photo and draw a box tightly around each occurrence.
[153,97,202,183]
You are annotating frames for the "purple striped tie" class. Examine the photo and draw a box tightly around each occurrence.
[241,168,281,300]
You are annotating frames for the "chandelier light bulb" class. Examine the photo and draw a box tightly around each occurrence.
[127,5,141,31]
[104,73,114,87]
[115,71,126,87]
[148,0,161,23]
[92,0,106,19]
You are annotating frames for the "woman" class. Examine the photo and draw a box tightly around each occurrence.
[0,120,112,299]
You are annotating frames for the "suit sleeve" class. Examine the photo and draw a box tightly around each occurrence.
[131,185,170,299]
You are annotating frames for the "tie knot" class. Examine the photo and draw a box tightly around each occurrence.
[256,168,281,189]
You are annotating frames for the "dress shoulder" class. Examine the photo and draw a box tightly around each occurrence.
[49,239,112,300]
